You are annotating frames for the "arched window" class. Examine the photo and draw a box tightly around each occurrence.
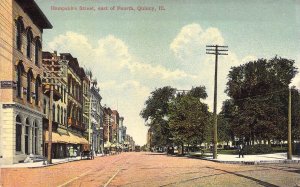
[25,118,30,154]
[34,38,41,66]
[35,76,41,105]
[15,115,22,152]
[27,70,33,102]
[32,121,38,154]
[16,63,23,98]
[26,28,33,59]
[15,17,24,51]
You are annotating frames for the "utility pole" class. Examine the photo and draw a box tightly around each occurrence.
[288,88,292,159]
[42,57,68,164]
[206,45,228,159]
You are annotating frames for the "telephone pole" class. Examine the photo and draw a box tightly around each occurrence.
[206,45,228,159]
[42,57,68,164]
[288,88,292,159]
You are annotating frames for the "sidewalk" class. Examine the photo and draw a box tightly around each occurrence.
[0,154,105,169]
[193,152,300,165]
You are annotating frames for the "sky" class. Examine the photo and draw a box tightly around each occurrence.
[36,0,300,145]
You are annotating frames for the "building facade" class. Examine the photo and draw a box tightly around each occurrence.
[111,110,120,147]
[89,78,104,154]
[118,117,127,150]
[0,0,52,164]
[103,107,113,150]
[42,51,69,159]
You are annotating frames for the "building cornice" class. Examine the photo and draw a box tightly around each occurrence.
[2,103,45,117]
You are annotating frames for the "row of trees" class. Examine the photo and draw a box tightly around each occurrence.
[141,56,300,152]
[219,56,300,146]
[140,86,212,153]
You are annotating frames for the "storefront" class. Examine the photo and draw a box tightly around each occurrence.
[44,130,88,158]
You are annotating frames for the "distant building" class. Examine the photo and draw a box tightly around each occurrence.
[0,0,52,165]
[111,110,119,146]
[103,107,113,147]
[118,117,127,150]
[89,77,103,154]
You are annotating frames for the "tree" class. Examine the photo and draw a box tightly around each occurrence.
[224,56,299,145]
[168,87,212,154]
[140,86,176,148]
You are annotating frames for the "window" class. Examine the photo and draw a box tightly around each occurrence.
[64,109,67,125]
[34,122,38,154]
[16,63,23,98]
[61,107,64,125]
[27,71,33,102]
[53,104,56,122]
[43,99,47,114]
[35,39,41,66]
[57,105,60,123]
[15,115,22,152]
[25,118,30,155]
[35,77,40,105]
[15,17,24,51]
[26,29,33,59]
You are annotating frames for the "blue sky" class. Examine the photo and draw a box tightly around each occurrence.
[36,0,300,145]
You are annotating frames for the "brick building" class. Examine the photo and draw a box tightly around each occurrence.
[0,0,52,164]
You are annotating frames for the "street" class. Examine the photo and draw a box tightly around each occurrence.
[1,152,300,187]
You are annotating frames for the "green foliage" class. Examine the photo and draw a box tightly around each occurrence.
[168,94,212,147]
[223,56,299,143]
[243,144,273,154]
[140,86,212,149]
[140,86,176,147]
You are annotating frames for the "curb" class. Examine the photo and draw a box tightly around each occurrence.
[1,155,106,169]
[188,155,300,165]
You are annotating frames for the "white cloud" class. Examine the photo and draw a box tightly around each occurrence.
[46,31,198,145]
[170,24,224,61]
[169,23,256,112]
[45,24,259,144]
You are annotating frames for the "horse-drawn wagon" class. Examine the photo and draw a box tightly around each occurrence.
[81,144,94,160]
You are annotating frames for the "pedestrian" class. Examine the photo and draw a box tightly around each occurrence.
[238,143,244,158]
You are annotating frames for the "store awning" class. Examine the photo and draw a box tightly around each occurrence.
[68,131,89,144]
[44,131,69,144]
[44,131,88,145]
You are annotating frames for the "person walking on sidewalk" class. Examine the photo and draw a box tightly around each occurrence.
[238,143,244,158]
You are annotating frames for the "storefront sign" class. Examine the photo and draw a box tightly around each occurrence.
[0,81,16,89]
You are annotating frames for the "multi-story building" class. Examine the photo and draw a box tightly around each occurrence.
[89,78,103,154]
[64,53,88,156]
[124,134,135,152]
[118,117,127,150]
[42,51,69,159]
[0,0,52,164]
[111,110,120,146]
[103,107,113,149]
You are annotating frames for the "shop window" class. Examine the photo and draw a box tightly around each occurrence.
[15,115,22,152]
[25,118,30,155]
